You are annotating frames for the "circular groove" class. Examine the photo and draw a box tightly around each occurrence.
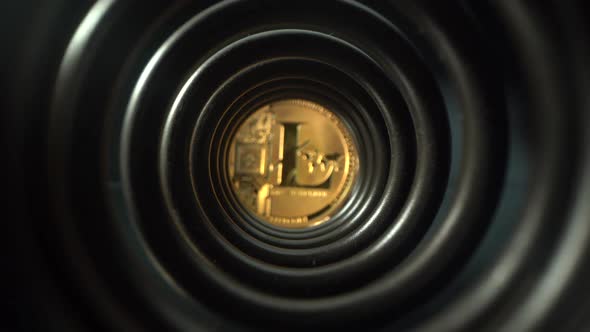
[5,0,589,331]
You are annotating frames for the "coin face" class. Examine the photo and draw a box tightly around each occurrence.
[227,99,359,229]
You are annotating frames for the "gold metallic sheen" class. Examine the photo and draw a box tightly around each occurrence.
[228,99,359,228]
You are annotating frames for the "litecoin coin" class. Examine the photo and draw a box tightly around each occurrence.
[227,99,359,229]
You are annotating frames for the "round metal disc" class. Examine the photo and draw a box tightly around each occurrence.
[228,99,359,228]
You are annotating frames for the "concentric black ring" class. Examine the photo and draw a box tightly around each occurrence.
[204,77,380,243]
[119,0,461,317]
[159,32,417,263]
[6,0,589,331]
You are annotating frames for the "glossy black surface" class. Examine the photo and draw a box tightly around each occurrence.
[4,0,589,331]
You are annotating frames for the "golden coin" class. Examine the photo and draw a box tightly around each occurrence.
[227,99,359,229]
